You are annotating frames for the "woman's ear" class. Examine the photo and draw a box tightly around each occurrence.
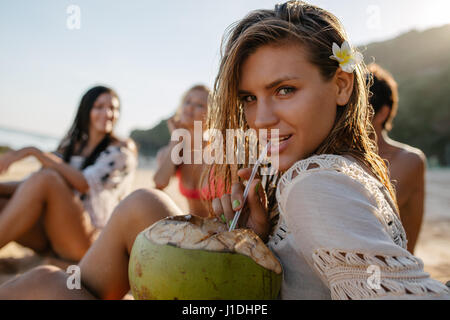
[373,105,391,126]
[334,68,354,106]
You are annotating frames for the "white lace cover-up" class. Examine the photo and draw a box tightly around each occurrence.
[69,145,137,229]
[268,154,450,300]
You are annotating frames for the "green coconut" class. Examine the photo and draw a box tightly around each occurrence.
[128,215,282,300]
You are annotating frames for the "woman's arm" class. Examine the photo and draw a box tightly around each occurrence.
[153,141,178,190]
[153,116,182,190]
[281,170,450,300]
[27,147,89,193]
[399,154,426,254]
[0,146,89,193]
[0,148,31,174]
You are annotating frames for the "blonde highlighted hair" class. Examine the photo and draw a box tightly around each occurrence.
[172,84,211,123]
[203,1,397,210]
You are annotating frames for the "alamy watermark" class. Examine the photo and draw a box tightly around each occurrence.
[367,265,381,290]
[66,4,81,30]
[170,121,280,175]
[66,265,81,290]
[366,4,382,31]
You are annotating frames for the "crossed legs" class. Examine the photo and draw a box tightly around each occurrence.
[0,169,96,261]
[0,188,183,299]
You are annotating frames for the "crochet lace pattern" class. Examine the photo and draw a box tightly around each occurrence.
[273,154,449,299]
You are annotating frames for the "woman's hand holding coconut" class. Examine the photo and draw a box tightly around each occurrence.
[211,167,271,242]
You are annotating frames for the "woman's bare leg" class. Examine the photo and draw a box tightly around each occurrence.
[0,265,96,300]
[0,168,95,261]
[80,188,182,299]
[0,197,8,211]
[0,181,21,197]
[0,195,49,252]
[0,188,182,299]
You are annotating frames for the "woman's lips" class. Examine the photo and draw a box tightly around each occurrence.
[268,134,292,155]
[97,120,114,131]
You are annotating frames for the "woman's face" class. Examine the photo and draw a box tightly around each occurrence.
[239,44,349,171]
[90,92,120,135]
[179,89,208,129]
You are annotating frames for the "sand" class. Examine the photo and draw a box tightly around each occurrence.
[0,157,449,293]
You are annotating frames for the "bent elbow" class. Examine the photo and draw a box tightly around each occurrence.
[78,181,90,194]
[153,176,168,190]
[154,181,168,190]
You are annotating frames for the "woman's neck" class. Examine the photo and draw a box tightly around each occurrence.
[375,129,397,158]
[83,130,107,156]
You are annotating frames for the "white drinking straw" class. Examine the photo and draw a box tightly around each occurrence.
[228,141,271,232]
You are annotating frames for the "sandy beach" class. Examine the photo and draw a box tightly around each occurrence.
[0,157,449,293]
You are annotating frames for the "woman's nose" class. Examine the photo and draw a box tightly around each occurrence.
[254,99,278,129]
[104,107,114,119]
[185,103,195,113]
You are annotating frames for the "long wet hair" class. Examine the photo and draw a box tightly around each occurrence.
[56,86,119,169]
[203,1,397,211]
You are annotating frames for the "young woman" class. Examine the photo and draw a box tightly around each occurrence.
[0,1,448,300]
[205,2,449,299]
[153,85,217,217]
[0,86,137,262]
[368,63,426,254]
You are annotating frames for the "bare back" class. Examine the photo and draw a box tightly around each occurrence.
[379,137,426,253]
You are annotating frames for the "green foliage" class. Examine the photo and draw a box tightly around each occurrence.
[362,25,450,166]
[0,146,12,155]
[130,120,170,157]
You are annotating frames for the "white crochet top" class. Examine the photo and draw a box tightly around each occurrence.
[69,145,137,229]
[267,154,450,300]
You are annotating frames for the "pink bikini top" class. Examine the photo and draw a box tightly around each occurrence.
[176,168,228,201]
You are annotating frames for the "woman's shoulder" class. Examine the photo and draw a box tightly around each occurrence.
[101,138,138,160]
[276,154,382,209]
[93,138,138,167]
[276,154,406,241]
[277,154,371,189]
[110,138,137,154]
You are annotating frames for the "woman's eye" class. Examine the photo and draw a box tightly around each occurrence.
[241,95,256,103]
[277,87,295,96]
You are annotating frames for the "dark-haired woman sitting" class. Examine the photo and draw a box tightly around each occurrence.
[0,86,137,262]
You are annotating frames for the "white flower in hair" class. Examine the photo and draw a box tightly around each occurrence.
[329,41,363,73]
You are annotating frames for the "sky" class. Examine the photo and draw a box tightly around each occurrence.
[1,0,450,139]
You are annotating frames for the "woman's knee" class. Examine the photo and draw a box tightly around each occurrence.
[0,264,95,299]
[27,168,66,189]
[111,188,175,230]
[118,188,169,213]
[26,265,63,281]
[129,188,172,207]
[0,265,64,299]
